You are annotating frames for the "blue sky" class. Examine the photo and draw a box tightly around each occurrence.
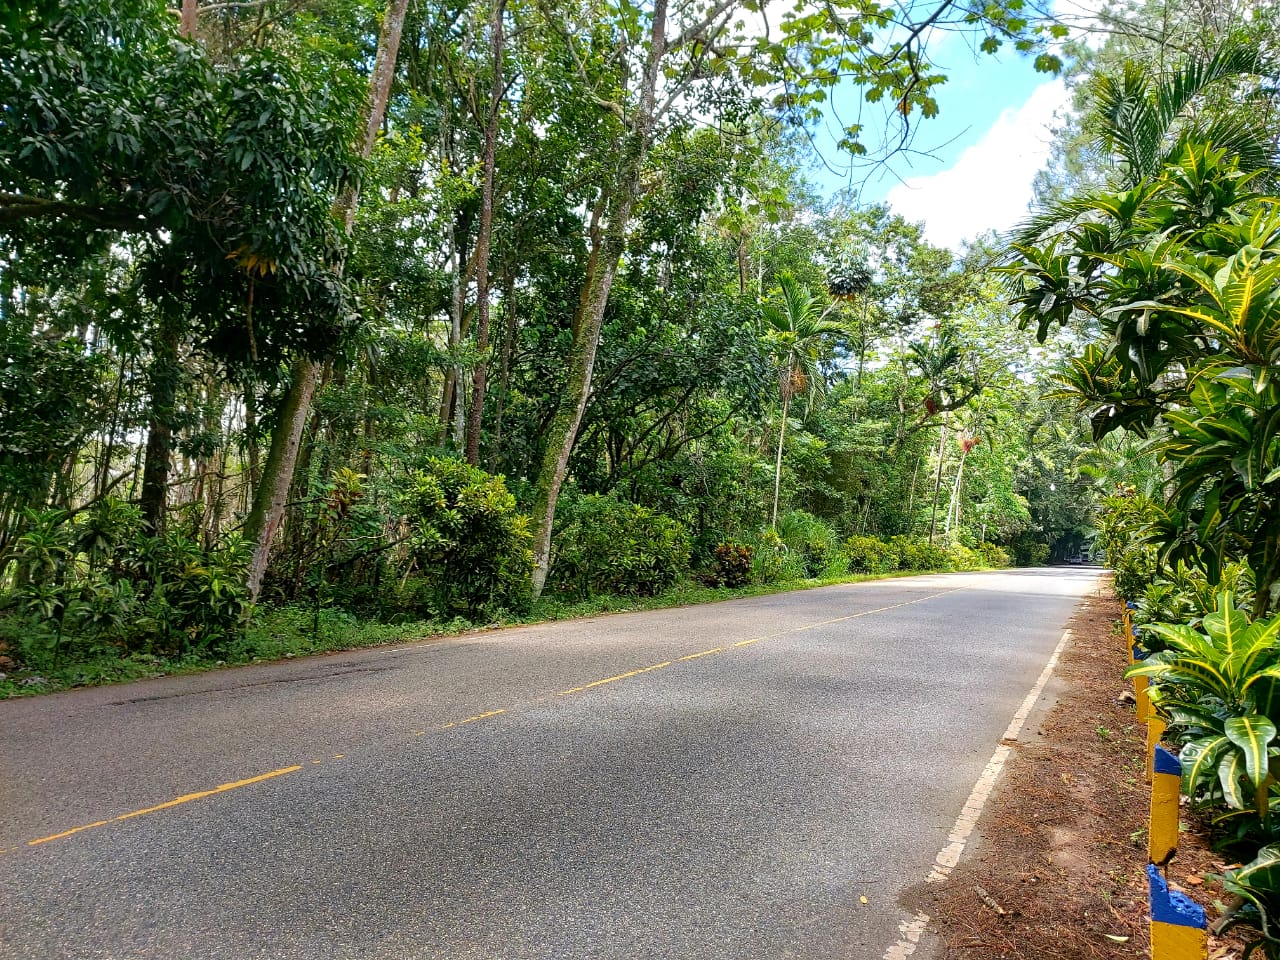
[806,45,1071,250]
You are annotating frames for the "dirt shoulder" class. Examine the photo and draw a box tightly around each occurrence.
[920,585,1245,960]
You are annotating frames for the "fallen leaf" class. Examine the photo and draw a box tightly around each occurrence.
[1184,875,1205,886]
[859,896,868,905]
[1103,934,1130,943]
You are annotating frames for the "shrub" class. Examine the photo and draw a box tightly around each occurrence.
[975,543,1010,568]
[843,535,898,574]
[4,504,253,666]
[776,510,840,578]
[712,541,754,588]
[946,543,981,571]
[891,536,951,571]
[400,457,533,618]
[550,493,690,599]
[749,529,789,584]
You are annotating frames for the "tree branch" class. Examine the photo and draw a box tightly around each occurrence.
[0,193,154,233]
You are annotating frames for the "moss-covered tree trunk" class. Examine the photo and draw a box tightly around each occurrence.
[528,0,668,599]
[243,0,410,601]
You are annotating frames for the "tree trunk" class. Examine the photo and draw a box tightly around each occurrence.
[771,388,791,528]
[489,270,517,471]
[528,0,668,600]
[928,419,948,545]
[947,446,969,536]
[139,322,180,532]
[464,0,506,465]
[242,0,410,601]
[244,365,316,599]
[179,0,198,38]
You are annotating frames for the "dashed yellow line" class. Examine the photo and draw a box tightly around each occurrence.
[15,585,963,854]
[676,647,724,661]
[440,708,506,729]
[557,662,674,696]
[549,587,962,702]
[25,764,303,847]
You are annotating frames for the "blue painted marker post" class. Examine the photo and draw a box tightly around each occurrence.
[1148,864,1207,960]
[1149,746,1180,865]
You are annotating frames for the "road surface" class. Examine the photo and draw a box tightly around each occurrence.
[0,567,1100,959]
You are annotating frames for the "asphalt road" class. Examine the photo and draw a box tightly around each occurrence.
[0,567,1100,960]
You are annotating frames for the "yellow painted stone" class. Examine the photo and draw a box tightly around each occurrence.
[1135,674,1150,722]
[1150,773,1179,865]
[1146,715,1167,783]
[1150,919,1207,960]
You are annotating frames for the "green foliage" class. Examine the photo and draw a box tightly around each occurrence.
[977,543,1012,568]
[1222,845,1280,957]
[946,543,982,570]
[401,458,533,618]
[844,535,899,574]
[550,493,691,600]
[2,501,252,668]
[1131,593,1280,819]
[776,510,841,578]
[891,536,952,571]
[749,529,790,584]
[711,541,754,588]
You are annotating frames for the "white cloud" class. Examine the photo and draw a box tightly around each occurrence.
[885,79,1071,251]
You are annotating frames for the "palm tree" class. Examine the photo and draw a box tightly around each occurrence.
[760,273,845,527]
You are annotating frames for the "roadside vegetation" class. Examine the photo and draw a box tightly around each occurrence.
[1019,0,1280,951]
[7,0,1280,950]
[1,0,1084,695]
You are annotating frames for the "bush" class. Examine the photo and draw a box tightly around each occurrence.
[749,529,788,584]
[946,543,981,571]
[711,541,754,588]
[776,510,841,578]
[4,502,254,666]
[843,535,899,574]
[976,543,1011,568]
[550,493,690,599]
[891,536,951,571]
[400,458,533,618]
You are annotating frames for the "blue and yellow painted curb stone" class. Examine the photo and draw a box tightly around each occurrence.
[1149,745,1180,865]
[1148,864,1207,959]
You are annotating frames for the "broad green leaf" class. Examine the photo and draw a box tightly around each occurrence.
[1181,734,1230,795]
[1225,715,1277,789]
[1219,750,1248,808]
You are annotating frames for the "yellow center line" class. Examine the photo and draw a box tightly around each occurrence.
[26,764,303,847]
[17,585,965,853]
[550,587,964,701]
[676,647,724,661]
[557,661,674,696]
[440,708,507,729]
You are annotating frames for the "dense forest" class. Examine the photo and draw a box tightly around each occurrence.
[0,0,1274,700]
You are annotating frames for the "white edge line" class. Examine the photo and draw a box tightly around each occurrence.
[880,627,1074,960]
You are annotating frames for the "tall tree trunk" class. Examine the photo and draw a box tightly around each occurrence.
[528,0,668,600]
[243,0,409,600]
[243,368,316,598]
[489,270,517,471]
[139,322,180,531]
[928,419,948,546]
[179,0,198,38]
[771,388,791,528]
[464,0,506,466]
[947,445,969,536]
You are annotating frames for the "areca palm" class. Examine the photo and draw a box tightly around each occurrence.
[1093,43,1275,190]
[760,273,845,527]
[1010,40,1275,257]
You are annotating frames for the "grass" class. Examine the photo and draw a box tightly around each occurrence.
[0,564,992,698]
